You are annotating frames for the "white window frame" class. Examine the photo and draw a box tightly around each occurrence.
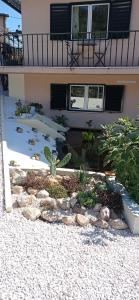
[69,84,105,112]
[71,3,110,40]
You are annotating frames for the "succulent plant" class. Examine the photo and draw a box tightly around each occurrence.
[44,146,71,177]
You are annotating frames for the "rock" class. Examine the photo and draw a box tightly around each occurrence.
[109,219,128,230]
[27,187,38,195]
[73,205,86,215]
[95,220,109,229]
[16,127,23,133]
[17,194,36,207]
[40,197,57,210]
[62,216,76,226]
[100,206,110,221]
[76,214,89,227]
[28,139,36,145]
[41,211,58,223]
[57,198,70,210]
[69,196,77,208]
[90,215,98,225]
[55,175,63,183]
[110,209,118,220]
[23,207,41,221]
[93,203,102,212]
[12,185,23,195]
[12,194,19,208]
[36,190,49,198]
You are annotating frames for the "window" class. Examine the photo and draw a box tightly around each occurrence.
[72,3,110,39]
[69,85,104,111]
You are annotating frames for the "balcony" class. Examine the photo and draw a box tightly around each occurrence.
[0,31,139,70]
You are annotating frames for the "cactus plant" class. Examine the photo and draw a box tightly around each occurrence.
[44,146,71,177]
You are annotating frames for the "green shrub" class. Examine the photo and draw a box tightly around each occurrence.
[47,184,68,199]
[99,117,139,203]
[77,191,98,208]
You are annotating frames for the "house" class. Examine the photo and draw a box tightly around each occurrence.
[0,13,8,32]
[1,0,139,129]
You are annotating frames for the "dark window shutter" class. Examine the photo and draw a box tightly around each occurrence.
[109,0,132,39]
[51,84,67,110]
[105,85,124,112]
[50,4,71,40]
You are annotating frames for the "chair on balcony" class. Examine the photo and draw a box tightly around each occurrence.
[94,39,110,67]
[65,41,80,68]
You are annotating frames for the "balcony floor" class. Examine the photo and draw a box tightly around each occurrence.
[0,66,139,75]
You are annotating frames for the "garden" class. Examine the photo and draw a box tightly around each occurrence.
[4,97,139,232]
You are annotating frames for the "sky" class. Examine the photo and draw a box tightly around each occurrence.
[0,0,22,31]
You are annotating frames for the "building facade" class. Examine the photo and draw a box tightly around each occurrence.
[1,0,139,129]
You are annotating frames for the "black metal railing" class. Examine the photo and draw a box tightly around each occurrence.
[0,31,139,68]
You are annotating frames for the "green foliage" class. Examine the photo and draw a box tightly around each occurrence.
[44,146,71,177]
[77,191,98,208]
[82,131,95,143]
[15,105,31,116]
[100,117,139,203]
[53,115,68,127]
[47,184,68,199]
[76,167,91,185]
[95,182,108,192]
[86,119,93,129]
[30,102,43,113]
[9,160,17,166]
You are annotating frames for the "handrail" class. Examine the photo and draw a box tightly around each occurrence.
[0,31,139,68]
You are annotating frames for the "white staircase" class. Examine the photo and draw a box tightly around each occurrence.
[1,0,21,13]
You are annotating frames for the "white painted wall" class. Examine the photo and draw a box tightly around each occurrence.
[8,74,25,101]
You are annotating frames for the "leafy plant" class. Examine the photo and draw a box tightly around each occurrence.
[95,182,108,192]
[77,191,98,208]
[15,105,31,116]
[30,102,43,113]
[9,160,18,166]
[53,115,68,127]
[47,184,68,199]
[76,167,91,186]
[61,176,80,195]
[97,190,123,213]
[44,146,71,177]
[99,117,139,203]
[82,131,95,143]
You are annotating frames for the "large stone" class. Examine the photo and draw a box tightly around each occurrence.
[36,190,49,198]
[40,197,57,210]
[41,211,58,223]
[109,219,128,230]
[17,194,36,207]
[23,207,41,221]
[73,205,86,215]
[95,220,109,229]
[90,215,98,225]
[62,215,76,226]
[27,187,38,196]
[69,196,77,208]
[57,198,70,210]
[12,185,23,195]
[100,206,110,221]
[76,214,89,227]
[93,203,102,212]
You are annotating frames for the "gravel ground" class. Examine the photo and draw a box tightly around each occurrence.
[0,210,139,300]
